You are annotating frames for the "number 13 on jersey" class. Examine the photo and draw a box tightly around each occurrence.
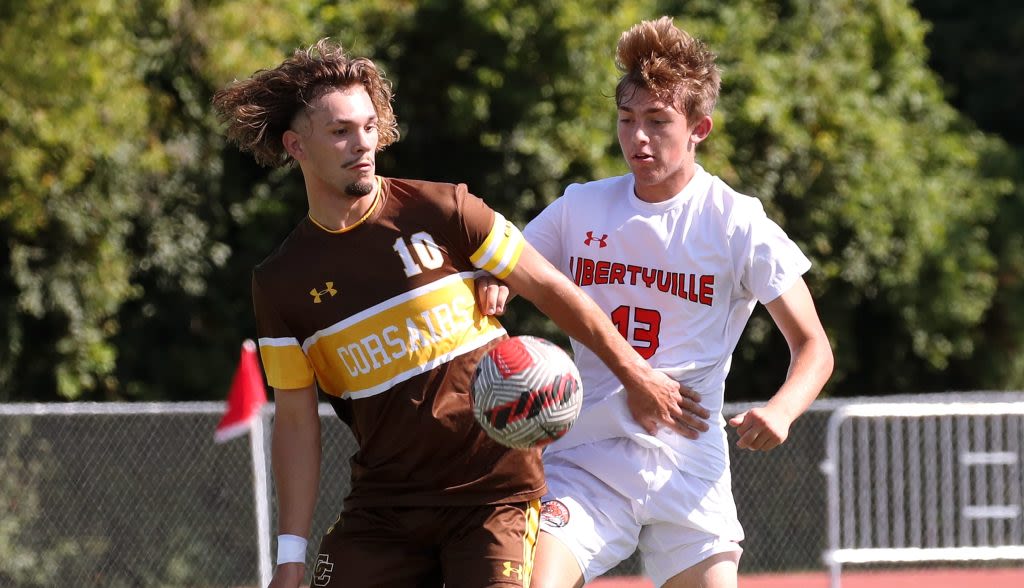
[611,305,661,359]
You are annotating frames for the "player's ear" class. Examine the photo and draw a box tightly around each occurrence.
[282,129,305,161]
[689,115,713,145]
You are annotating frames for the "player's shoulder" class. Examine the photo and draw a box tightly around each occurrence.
[383,176,470,215]
[253,218,313,281]
[700,168,766,221]
[560,174,631,203]
[384,176,455,195]
[531,176,628,228]
[552,173,630,214]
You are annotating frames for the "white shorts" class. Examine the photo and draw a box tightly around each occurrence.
[538,438,744,586]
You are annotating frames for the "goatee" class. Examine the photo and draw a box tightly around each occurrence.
[345,180,375,197]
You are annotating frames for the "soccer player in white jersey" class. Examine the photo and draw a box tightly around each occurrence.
[478,16,833,588]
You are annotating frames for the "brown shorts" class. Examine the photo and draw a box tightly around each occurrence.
[311,499,540,588]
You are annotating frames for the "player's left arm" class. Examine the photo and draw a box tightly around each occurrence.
[729,278,834,450]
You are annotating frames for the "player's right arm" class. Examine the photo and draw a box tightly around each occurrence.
[268,384,321,588]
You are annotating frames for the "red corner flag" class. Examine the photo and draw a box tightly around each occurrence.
[214,339,268,443]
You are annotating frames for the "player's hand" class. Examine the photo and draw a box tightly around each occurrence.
[625,370,709,439]
[728,405,793,451]
[268,562,304,588]
[475,274,510,316]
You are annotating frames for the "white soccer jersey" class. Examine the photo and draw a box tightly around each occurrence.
[524,165,810,480]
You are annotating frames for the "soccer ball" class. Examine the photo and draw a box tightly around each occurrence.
[471,336,583,449]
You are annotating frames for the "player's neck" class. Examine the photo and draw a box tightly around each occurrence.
[306,177,380,231]
[634,163,696,203]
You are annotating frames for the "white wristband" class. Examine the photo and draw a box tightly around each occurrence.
[276,534,307,565]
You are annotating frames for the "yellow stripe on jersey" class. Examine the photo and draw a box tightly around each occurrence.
[303,272,506,399]
[257,337,315,390]
[470,212,525,280]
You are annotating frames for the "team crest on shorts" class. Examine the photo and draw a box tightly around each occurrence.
[539,499,570,528]
[313,553,334,587]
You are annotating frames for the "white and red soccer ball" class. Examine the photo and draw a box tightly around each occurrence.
[471,336,583,449]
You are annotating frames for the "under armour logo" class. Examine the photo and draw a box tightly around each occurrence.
[310,282,337,303]
[501,561,523,580]
[313,553,334,587]
[584,231,608,248]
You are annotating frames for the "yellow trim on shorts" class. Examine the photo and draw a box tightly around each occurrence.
[523,498,541,588]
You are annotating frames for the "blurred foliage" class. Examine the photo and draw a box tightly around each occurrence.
[0,0,319,401]
[0,0,1019,403]
[913,0,1024,391]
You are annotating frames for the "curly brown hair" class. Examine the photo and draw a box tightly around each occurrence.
[211,39,400,168]
[614,17,721,122]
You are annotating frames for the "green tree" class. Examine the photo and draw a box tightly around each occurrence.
[0,0,319,401]
[1,1,155,400]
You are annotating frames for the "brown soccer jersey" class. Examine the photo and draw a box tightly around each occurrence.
[252,177,545,508]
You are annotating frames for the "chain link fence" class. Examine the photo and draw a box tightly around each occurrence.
[2,392,1022,587]
[0,404,259,587]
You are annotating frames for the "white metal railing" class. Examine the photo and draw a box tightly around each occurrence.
[820,403,1024,588]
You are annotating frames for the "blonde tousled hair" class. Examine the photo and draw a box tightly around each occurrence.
[615,16,721,120]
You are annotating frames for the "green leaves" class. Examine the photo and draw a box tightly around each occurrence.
[0,0,321,400]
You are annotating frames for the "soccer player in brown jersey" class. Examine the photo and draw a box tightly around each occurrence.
[212,39,710,588]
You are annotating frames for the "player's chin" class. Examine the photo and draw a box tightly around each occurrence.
[631,169,664,187]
